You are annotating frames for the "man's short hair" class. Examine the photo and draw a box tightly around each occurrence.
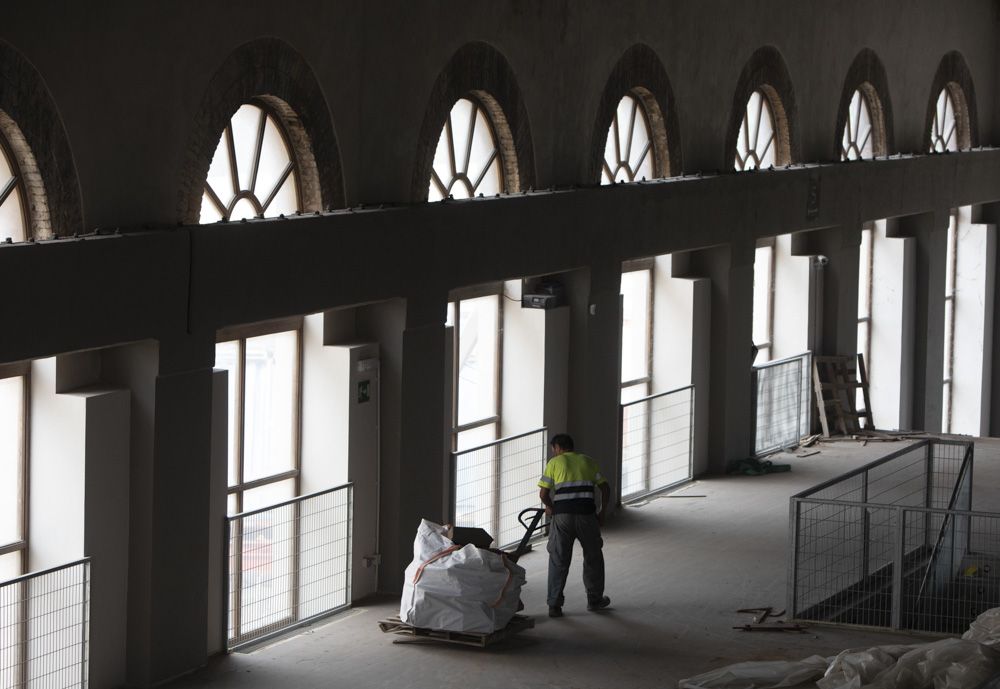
[550,433,574,451]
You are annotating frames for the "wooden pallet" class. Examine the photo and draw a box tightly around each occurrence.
[377,614,535,647]
[812,354,874,437]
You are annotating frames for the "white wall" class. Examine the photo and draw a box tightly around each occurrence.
[28,358,86,570]
[300,313,351,493]
[771,234,812,360]
[501,280,545,437]
[869,220,912,430]
[949,220,996,436]
[652,255,695,392]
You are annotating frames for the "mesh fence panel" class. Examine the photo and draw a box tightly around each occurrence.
[789,439,998,634]
[0,559,90,689]
[753,353,811,455]
[452,429,547,549]
[227,484,352,650]
[620,386,694,501]
[793,502,895,627]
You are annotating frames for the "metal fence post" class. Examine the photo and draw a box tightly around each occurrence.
[787,499,800,620]
[80,561,89,689]
[891,507,905,629]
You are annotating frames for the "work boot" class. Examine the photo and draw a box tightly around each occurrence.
[587,596,611,611]
[548,606,563,618]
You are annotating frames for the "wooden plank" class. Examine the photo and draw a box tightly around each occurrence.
[377,615,535,648]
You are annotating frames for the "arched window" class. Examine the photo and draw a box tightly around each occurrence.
[201,103,300,223]
[841,89,875,160]
[428,97,505,201]
[930,88,961,153]
[734,90,777,171]
[0,132,29,242]
[602,93,655,184]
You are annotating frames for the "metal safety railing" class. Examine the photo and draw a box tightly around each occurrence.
[0,558,91,689]
[787,439,1000,634]
[753,351,812,455]
[225,483,352,650]
[619,385,694,502]
[451,428,548,549]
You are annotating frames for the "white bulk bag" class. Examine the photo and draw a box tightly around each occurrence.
[399,519,526,634]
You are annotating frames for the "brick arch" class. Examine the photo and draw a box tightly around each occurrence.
[834,48,894,158]
[0,40,81,238]
[588,43,682,183]
[178,37,345,225]
[724,45,800,169]
[924,51,978,151]
[411,41,535,202]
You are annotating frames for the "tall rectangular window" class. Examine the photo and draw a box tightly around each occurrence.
[215,322,302,515]
[448,287,502,451]
[857,223,874,411]
[752,243,775,364]
[942,209,959,433]
[0,363,28,581]
[620,263,654,497]
[620,264,653,400]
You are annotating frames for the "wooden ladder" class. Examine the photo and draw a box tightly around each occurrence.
[812,354,874,437]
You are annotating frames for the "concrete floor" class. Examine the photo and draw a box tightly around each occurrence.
[169,438,1000,689]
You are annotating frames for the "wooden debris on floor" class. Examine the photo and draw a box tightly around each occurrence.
[377,615,535,647]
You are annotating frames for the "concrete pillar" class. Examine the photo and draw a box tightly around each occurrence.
[130,334,214,686]
[792,225,863,357]
[383,295,449,591]
[674,242,754,473]
[890,212,948,432]
[576,261,624,506]
[980,203,1000,438]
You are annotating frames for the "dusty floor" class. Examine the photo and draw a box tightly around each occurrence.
[168,438,1000,689]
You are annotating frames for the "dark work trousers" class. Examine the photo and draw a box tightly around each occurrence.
[546,512,605,607]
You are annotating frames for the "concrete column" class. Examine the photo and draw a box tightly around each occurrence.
[129,334,214,686]
[674,242,755,473]
[577,261,624,507]
[384,294,449,591]
[792,225,862,357]
[980,203,1000,438]
[890,212,948,432]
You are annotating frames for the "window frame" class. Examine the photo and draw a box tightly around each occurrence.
[429,95,507,201]
[735,89,778,171]
[448,282,504,450]
[216,316,305,514]
[601,92,658,184]
[202,99,304,223]
[942,209,959,433]
[620,258,655,393]
[0,132,29,241]
[0,360,29,577]
[752,237,777,364]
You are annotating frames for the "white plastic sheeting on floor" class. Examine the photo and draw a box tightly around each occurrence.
[678,608,1000,689]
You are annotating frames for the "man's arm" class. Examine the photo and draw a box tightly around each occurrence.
[539,487,554,516]
[598,483,610,525]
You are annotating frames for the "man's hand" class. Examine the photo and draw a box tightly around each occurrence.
[544,505,553,517]
[597,510,606,527]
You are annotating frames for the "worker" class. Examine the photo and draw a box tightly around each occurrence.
[537,433,611,617]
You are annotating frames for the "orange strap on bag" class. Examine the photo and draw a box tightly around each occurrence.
[412,545,460,584]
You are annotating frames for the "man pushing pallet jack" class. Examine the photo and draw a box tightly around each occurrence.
[379,433,612,646]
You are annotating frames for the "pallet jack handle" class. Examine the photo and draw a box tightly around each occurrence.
[506,507,547,562]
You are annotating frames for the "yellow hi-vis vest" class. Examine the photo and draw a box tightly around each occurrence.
[538,451,607,515]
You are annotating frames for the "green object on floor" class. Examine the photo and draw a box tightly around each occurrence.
[728,457,792,476]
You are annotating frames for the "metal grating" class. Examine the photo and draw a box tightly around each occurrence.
[620,385,695,501]
[451,428,547,549]
[788,439,999,634]
[752,352,812,455]
[0,558,90,689]
[226,483,352,650]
